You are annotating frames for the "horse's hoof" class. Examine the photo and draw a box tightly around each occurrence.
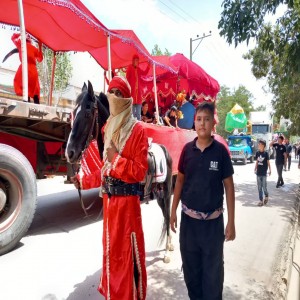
[167,244,175,251]
[163,256,171,263]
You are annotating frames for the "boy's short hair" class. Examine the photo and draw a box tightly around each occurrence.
[258,139,266,147]
[170,106,178,112]
[195,101,215,117]
[278,135,284,141]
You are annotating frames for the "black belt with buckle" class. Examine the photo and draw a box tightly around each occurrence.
[103,176,142,196]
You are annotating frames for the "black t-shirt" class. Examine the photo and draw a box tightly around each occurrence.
[255,151,269,176]
[286,143,292,155]
[163,110,177,127]
[273,143,286,165]
[178,138,234,212]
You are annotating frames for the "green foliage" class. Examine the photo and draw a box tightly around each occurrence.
[151,44,172,56]
[216,85,254,137]
[38,48,72,100]
[255,105,267,111]
[218,0,300,135]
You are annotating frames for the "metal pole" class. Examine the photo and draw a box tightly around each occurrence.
[17,0,28,101]
[189,37,192,60]
[153,63,160,124]
[107,35,112,82]
[190,32,212,61]
[49,51,56,106]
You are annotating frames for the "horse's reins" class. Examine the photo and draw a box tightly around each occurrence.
[72,97,102,219]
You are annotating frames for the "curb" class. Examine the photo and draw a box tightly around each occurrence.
[284,186,300,299]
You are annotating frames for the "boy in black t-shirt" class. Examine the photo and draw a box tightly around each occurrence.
[270,136,287,188]
[170,102,235,299]
[254,140,271,206]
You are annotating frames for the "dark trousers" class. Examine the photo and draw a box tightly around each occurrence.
[180,213,224,300]
[287,155,291,170]
[276,164,284,185]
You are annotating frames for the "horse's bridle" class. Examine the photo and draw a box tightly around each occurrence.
[82,97,99,160]
[72,96,100,218]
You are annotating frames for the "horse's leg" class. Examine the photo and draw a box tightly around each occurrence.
[156,195,171,263]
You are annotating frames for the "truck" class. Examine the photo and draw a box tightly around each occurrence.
[228,134,256,164]
[249,111,274,158]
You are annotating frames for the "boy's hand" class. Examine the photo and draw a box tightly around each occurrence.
[268,171,271,176]
[225,222,236,241]
[170,211,177,233]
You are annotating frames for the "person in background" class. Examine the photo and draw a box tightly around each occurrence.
[163,106,178,128]
[270,136,287,188]
[141,101,153,123]
[11,32,43,104]
[254,140,271,206]
[126,54,150,120]
[98,75,148,300]
[285,138,292,171]
[170,102,235,300]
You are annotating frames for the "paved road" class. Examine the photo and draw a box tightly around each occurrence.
[0,158,299,300]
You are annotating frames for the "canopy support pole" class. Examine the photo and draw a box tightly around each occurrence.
[107,35,112,82]
[153,63,161,124]
[49,51,56,106]
[17,0,28,102]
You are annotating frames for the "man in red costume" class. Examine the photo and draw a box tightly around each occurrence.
[98,75,149,299]
[126,54,150,120]
[11,33,43,104]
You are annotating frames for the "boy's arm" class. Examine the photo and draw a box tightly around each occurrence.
[254,159,258,173]
[170,171,184,233]
[223,176,235,241]
[267,160,271,175]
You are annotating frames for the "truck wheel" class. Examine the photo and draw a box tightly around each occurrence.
[249,156,254,163]
[0,144,37,255]
[243,157,247,165]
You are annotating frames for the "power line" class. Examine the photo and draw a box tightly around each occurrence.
[157,0,189,22]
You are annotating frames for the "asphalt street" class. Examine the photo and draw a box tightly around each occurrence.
[0,157,299,300]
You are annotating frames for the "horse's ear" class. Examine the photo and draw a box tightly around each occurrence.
[88,80,94,100]
[82,82,87,92]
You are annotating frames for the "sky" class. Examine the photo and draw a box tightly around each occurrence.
[0,0,273,109]
[81,0,273,109]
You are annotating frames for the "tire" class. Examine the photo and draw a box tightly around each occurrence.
[0,144,37,255]
[243,157,247,165]
[249,155,254,163]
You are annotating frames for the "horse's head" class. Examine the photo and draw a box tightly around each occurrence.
[65,80,108,164]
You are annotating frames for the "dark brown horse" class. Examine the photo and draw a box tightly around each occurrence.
[65,81,174,262]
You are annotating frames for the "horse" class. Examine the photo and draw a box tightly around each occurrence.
[65,81,174,263]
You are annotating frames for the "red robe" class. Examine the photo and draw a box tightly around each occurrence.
[126,64,150,105]
[11,33,43,98]
[98,122,148,300]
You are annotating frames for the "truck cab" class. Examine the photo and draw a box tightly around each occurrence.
[228,135,256,164]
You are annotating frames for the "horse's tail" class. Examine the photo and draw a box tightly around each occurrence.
[158,144,173,245]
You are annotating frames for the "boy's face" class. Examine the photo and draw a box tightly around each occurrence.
[194,109,214,139]
[258,142,265,151]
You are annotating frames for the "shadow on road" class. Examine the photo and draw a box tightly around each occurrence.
[27,188,103,237]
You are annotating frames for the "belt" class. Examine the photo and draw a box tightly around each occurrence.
[103,176,142,196]
[182,203,224,220]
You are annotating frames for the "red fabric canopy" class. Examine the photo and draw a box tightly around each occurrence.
[0,0,110,51]
[149,53,220,99]
[89,29,177,74]
[89,29,151,70]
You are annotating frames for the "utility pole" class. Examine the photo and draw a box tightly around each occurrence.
[189,31,211,61]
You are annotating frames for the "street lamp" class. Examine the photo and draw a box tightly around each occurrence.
[189,31,212,61]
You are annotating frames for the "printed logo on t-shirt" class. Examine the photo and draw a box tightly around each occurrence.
[209,161,219,171]
[257,154,265,165]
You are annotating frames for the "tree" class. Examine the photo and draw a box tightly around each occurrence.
[38,48,72,104]
[216,85,254,137]
[255,105,267,111]
[151,44,172,56]
[218,0,300,135]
